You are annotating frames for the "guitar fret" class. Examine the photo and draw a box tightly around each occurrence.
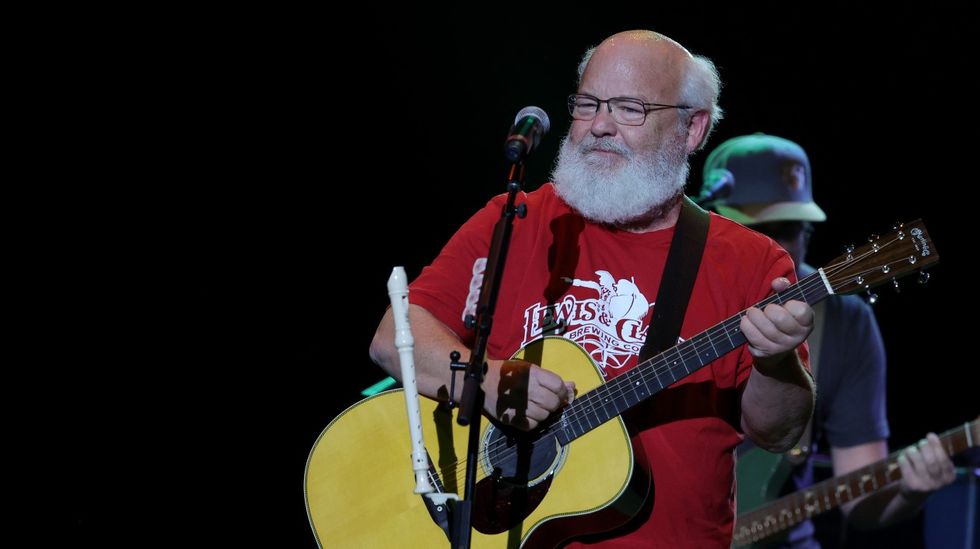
[803,490,818,516]
[627,369,649,401]
[666,349,680,381]
[734,420,976,547]
[578,403,589,437]
[613,391,632,411]
[582,406,593,434]
[650,357,666,390]
[885,460,900,483]
[670,345,686,376]
[692,340,705,367]
[625,373,641,405]
[761,514,776,538]
[570,404,585,438]
[692,334,714,365]
[546,226,947,459]
[706,329,719,358]
[722,320,736,347]
[859,472,871,494]
[782,506,795,528]
[580,400,596,432]
[618,372,635,405]
[639,368,652,396]
[603,379,622,416]
[597,388,614,423]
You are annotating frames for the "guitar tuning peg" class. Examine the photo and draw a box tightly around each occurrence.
[918,271,931,284]
[893,278,901,293]
[867,290,879,305]
[845,244,855,260]
[895,222,907,240]
[868,234,881,252]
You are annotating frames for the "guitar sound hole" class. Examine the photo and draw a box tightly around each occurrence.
[481,425,566,487]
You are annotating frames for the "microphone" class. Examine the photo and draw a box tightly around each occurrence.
[504,106,550,163]
[695,168,735,207]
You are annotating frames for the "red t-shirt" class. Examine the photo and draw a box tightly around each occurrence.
[410,184,803,548]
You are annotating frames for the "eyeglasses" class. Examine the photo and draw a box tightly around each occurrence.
[567,93,691,126]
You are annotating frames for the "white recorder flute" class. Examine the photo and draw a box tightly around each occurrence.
[387,266,436,494]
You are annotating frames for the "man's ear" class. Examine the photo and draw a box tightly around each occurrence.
[686,110,710,153]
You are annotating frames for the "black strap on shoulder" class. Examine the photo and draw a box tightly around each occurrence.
[638,196,710,362]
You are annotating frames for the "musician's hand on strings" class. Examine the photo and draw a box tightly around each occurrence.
[740,276,814,375]
[483,359,576,431]
[897,433,957,501]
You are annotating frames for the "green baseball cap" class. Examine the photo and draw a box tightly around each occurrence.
[701,133,826,225]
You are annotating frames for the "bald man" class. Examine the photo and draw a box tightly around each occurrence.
[370,30,814,547]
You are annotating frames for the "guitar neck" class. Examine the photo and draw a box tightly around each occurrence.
[551,219,938,446]
[553,271,830,445]
[732,419,980,547]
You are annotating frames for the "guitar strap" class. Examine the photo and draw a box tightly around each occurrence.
[637,198,820,462]
[638,196,710,362]
[637,197,820,463]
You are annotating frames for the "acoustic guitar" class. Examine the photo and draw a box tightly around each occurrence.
[306,220,939,548]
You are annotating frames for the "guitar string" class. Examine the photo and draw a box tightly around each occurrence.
[534,236,917,443]
[733,420,975,544]
[437,232,919,488]
[457,256,858,483]
[443,235,914,488]
[440,269,829,489]
[448,256,911,491]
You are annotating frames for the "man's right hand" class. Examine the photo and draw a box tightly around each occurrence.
[481,359,576,431]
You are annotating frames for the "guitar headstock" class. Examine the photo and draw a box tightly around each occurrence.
[822,220,939,296]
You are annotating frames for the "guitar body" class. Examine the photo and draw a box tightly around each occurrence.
[305,337,642,548]
[735,448,792,515]
[734,447,795,548]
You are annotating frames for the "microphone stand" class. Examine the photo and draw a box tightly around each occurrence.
[448,161,528,549]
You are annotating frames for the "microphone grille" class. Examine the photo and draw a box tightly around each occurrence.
[515,106,550,134]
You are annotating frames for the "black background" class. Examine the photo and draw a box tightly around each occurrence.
[61,4,976,548]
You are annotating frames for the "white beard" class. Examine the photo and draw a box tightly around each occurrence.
[551,131,690,226]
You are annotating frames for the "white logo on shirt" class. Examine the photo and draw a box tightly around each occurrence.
[522,270,653,376]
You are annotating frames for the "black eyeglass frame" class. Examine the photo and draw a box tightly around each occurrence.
[567,93,692,125]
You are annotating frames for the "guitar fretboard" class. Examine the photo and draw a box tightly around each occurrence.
[551,271,830,446]
[732,419,979,547]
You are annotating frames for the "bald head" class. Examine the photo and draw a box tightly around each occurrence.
[576,30,723,151]
[584,31,690,105]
